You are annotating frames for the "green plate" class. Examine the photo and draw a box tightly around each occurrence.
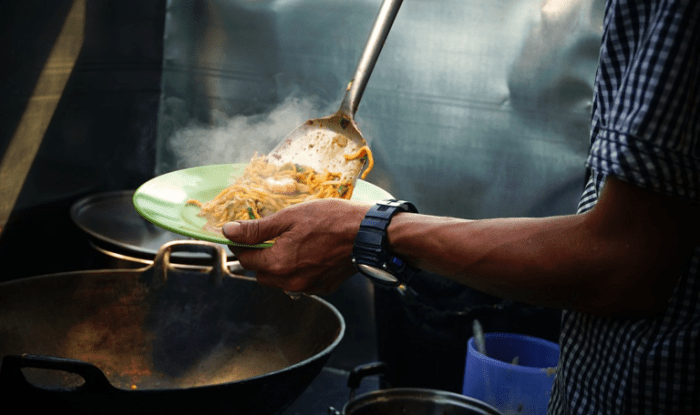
[133,163,392,248]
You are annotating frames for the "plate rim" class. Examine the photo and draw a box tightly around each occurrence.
[133,163,392,248]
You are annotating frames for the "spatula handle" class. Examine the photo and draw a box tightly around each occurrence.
[340,0,404,117]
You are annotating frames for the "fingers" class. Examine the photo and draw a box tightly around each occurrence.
[220,199,368,295]
[223,218,285,246]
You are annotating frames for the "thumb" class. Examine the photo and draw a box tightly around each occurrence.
[222,220,281,245]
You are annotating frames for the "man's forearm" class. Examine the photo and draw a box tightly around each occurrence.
[386,178,695,316]
[387,213,598,310]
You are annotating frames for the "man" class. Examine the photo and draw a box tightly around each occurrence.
[224,0,699,413]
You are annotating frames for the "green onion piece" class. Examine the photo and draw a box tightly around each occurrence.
[247,207,255,219]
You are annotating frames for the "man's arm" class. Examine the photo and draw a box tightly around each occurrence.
[225,176,698,316]
[388,176,698,316]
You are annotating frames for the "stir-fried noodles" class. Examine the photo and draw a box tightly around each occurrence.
[187,147,373,231]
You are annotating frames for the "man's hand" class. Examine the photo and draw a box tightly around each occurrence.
[223,198,372,295]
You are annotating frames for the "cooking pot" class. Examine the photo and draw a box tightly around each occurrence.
[0,240,345,414]
[70,191,238,270]
[338,363,503,415]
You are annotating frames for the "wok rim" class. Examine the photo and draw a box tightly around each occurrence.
[220,292,347,390]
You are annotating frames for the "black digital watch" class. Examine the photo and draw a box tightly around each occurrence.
[351,199,418,286]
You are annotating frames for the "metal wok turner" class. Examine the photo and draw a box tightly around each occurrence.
[268,0,404,184]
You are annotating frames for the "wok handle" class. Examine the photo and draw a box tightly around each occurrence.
[347,361,389,400]
[0,354,114,393]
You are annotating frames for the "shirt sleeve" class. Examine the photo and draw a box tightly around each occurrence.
[587,0,700,202]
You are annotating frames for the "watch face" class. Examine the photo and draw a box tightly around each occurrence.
[357,264,401,286]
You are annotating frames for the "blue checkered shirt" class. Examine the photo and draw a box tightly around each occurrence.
[547,0,700,414]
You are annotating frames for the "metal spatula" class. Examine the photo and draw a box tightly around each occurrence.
[268,0,404,184]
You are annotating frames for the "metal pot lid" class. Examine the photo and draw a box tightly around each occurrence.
[343,388,504,415]
[70,190,235,261]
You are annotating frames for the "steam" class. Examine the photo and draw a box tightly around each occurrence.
[168,94,327,168]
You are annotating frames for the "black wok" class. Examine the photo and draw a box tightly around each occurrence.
[0,241,345,414]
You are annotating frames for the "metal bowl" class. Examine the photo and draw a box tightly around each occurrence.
[344,388,504,415]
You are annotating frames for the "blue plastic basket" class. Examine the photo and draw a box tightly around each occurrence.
[462,333,559,415]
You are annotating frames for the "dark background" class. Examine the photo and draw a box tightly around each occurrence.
[0,1,165,280]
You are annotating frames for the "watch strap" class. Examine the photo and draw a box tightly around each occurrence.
[352,199,418,286]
